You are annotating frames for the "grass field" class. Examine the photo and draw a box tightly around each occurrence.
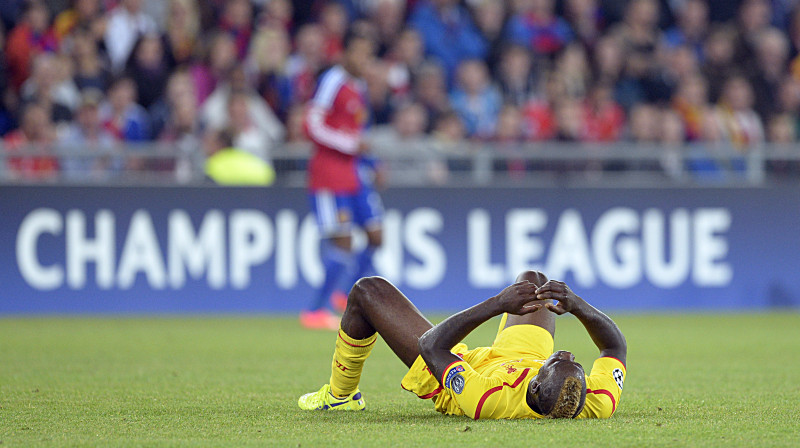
[1,313,799,447]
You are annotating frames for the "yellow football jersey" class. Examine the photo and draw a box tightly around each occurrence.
[400,317,626,419]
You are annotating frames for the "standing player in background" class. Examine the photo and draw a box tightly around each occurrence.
[302,27,384,330]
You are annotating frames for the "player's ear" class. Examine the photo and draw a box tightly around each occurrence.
[528,379,541,395]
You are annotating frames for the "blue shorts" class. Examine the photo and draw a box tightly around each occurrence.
[310,188,384,237]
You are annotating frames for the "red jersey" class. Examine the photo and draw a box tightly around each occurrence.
[306,65,368,194]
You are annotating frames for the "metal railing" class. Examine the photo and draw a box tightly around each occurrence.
[2,140,799,187]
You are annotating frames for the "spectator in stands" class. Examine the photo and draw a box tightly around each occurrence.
[0,23,12,136]
[287,24,326,105]
[432,109,466,145]
[218,0,253,61]
[749,28,791,120]
[767,113,797,143]
[365,60,394,125]
[658,109,687,179]
[505,0,573,58]
[21,53,77,123]
[201,66,285,157]
[53,0,105,43]
[384,28,424,103]
[733,0,773,68]
[125,34,170,110]
[522,71,564,141]
[5,0,58,91]
[449,59,502,138]
[649,44,699,103]
[58,88,120,179]
[471,0,508,69]
[154,69,199,140]
[701,25,737,102]
[372,102,447,184]
[671,73,711,142]
[410,0,488,84]
[775,77,800,127]
[259,0,293,31]
[319,2,348,64]
[553,97,585,141]
[163,0,200,67]
[497,44,537,107]
[158,81,202,182]
[592,34,625,90]
[493,104,527,176]
[712,75,765,150]
[2,102,59,180]
[248,25,293,122]
[100,76,151,141]
[104,0,157,73]
[582,82,625,142]
[627,103,660,142]
[191,33,238,105]
[564,0,605,47]
[414,61,451,128]
[71,27,111,92]
[226,90,275,163]
[284,104,308,143]
[554,43,590,100]
[610,0,662,105]
[662,0,708,57]
[367,0,406,55]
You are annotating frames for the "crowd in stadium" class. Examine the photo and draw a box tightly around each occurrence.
[1,0,799,180]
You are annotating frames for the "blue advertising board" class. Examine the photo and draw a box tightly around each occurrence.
[0,185,798,313]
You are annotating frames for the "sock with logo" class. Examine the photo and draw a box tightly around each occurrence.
[329,328,377,398]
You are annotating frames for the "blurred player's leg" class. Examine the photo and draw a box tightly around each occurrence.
[333,188,384,312]
[303,193,354,330]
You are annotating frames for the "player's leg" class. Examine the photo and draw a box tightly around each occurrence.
[340,275,432,367]
[299,276,432,410]
[302,191,354,329]
[332,189,384,312]
[501,270,555,337]
[350,190,384,285]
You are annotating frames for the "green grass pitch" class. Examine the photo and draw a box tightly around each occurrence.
[1,313,799,447]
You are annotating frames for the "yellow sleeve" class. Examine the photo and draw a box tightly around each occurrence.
[441,360,504,419]
[578,357,626,419]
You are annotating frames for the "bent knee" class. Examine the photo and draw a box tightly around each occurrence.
[349,276,392,303]
[516,270,548,286]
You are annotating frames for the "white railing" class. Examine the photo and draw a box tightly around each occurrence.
[2,140,799,187]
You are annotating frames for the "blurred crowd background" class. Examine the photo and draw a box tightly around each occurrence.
[1,0,800,182]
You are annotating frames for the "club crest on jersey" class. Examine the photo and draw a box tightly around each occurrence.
[445,365,465,394]
[613,368,624,390]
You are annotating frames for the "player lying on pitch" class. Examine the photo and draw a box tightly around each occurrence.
[298,271,627,419]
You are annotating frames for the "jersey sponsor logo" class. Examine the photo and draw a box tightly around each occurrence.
[451,374,465,394]
[445,365,465,394]
[612,368,624,390]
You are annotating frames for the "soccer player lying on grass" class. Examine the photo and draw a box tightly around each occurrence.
[298,271,627,419]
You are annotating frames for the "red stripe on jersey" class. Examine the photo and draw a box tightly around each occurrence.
[418,386,443,400]
[337,330,375,348]
[600,356,626,369]
[440,360,464,386]
[473,368,530,420]
[400,383,442,400]
[586,388,616,414]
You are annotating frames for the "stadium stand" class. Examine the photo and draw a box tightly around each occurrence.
[1,0,800,185]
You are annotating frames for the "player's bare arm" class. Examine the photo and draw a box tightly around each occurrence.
[418,281,544,385]
[535,280,627,364]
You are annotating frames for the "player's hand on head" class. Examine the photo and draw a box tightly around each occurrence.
[535,280,581,315]
[493,281,543,316]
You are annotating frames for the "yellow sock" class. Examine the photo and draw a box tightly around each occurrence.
[329,328,377,398]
